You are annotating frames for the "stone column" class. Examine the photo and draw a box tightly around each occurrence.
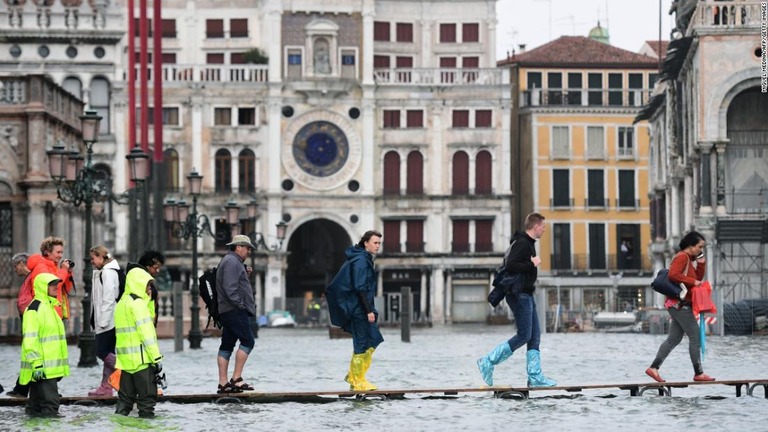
[444,269,453,323]
[699,142,713,212]
[264,253,286,312]
[429,105,443,194]
[419,268,427,319]
[715,142,727,215]
[670,181,681,240]
[431,266,445,323]
[361,5,374,86]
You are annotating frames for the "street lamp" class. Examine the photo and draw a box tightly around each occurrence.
[163,170,216,349]
[46,110,150,367]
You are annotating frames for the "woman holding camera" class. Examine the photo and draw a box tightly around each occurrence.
[645,230,715,383]
[26,237,75,323]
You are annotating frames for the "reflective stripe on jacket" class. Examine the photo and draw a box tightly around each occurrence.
[20,273,69,385]
[115,269,162,373]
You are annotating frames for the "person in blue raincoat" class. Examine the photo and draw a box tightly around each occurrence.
[327,230,384,391]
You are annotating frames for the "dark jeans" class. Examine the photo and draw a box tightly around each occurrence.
[95,328,116,360]
[505,293,541,352]
[26,379,60,416]
[116,367,156,417]
[218,309,255,355]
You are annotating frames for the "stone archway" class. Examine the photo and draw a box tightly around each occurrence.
[284,219,351,318]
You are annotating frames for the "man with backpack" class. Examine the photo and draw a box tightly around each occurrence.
[88,245,123,397]
[476,212,557,388]
[215,235,257,394]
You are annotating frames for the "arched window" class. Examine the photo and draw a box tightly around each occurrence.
[90,76,111,134]
[406,151,423,195]
[62,76,82,99]
[163,149,179,193]
[383,151,400,195]
[475,150,492,194]
[215,149,232,193]
[238,148,256,193]
[452,151,469,194]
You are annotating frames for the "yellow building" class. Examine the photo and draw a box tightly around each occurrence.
[500,33,661,330]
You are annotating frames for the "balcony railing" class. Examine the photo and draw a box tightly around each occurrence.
[374,68,506,86]
[615,198,640,209]
[521,88,651,108]
[550,198,574,209]
[550,253,651,272]
[123,64,269,84]
[689,1,766,33]
[584,197,608,209]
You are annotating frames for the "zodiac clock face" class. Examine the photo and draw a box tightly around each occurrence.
[282,110,361,191]
[292,121,348,177]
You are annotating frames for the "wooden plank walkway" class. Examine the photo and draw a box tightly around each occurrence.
[1,379,766,406]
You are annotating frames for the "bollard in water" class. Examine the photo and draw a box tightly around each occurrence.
[401,286,411,343]
[173,281,184,352]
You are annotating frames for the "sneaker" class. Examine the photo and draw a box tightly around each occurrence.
[693,373,715,382]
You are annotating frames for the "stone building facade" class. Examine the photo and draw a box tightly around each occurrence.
[638,0,768,333]
[0,0,510,329]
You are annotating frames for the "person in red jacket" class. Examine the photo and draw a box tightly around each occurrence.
[645,230,715,383]
[27,237,75,323]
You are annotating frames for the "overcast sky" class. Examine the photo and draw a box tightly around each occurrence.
[495,0,674,59]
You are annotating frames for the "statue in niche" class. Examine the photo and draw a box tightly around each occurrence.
[313,39,331,75]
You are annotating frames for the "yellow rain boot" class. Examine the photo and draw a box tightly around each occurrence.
[360,348,377,391]
[350,353,376,391]
[344,355,355,390]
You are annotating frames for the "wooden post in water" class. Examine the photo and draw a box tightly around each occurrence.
[174,280,184,352]
[401,286,411,342]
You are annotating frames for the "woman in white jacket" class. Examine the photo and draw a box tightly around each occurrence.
[89,245,122,396]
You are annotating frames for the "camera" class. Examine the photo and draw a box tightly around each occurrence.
[63,259,75,268]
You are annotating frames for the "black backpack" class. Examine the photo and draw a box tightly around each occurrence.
[99,267,127,301]
[198,267,221,329]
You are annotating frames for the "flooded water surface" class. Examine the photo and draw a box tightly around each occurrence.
[1,325,767,431]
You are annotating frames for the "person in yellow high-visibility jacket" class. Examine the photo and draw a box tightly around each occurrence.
[20,273,70,417]
[114,267,163,418]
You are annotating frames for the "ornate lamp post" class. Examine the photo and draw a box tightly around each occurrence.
[163,171,238,349]
[47,110,149,367]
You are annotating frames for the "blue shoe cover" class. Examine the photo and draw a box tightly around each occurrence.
[526,349,556,387]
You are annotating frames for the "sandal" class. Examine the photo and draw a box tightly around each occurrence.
[230,377,255,391]
[217,382,243,394]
